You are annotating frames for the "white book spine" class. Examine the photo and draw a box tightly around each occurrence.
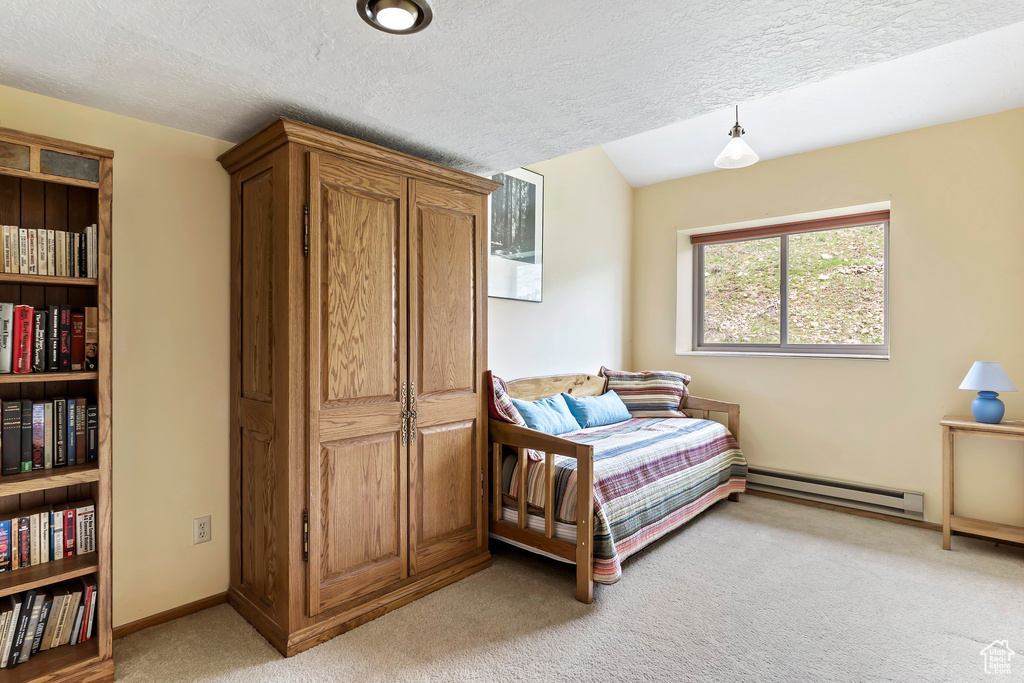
[39,514,48,565]
[8,227,18,275]
[43,402,53,469]
[76,505,95,554]
[18,228,28,274]
[90,225,97,278]
[51,513,62,563]
[47,229,55,276]
[55,232,63,277]
[0,303,13,374]
[27,229,37,275]
[1,600,21,666]
[85,589,96,640]
[37,229,47,276]
[0,226,6,273]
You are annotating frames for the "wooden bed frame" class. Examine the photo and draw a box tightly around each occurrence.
[488,373,741,603]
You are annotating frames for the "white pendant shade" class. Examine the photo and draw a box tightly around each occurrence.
[959,361,1018,392]
[715,134,759,169]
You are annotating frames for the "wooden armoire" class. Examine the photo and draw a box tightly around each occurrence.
[218,120,500,656]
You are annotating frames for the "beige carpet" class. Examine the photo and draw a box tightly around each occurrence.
[114,496,1024,682]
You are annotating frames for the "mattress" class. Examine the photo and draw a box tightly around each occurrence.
[497,417,746,584]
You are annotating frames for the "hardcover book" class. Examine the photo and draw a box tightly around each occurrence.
[31,310,46,373]
[62,509,75,558]
[17,595,42,663]
[43,402,53,469]
[29,591,52,655]
[16,516,29,568]
[0,303,13,374]
[1,595,20,664]
[1,402,21,475]
[75,398,87,466]
[58,305,71,372]
[11,306,32,374]
[19,400,32,473]
[65,399,76,467]
[6,591,31,668]
[75,501,95,554]
[70,312,84,371]
[39,587,66,651]
[49,513,63,565]
[84,307,98,371]
[86,405,98,463]
[30,403,44,471]
[46,305,59,372]
[53,397,67,467]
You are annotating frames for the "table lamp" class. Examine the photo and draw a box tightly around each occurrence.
[959,361,1017,423]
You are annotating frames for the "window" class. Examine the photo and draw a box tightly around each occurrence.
[692,210,888,358]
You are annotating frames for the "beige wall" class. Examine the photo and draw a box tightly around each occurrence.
[0,85,233,625]
[488,147,633,379]
[633,108,1024,524]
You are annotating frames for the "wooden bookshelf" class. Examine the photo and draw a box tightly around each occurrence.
[0,127,112,682]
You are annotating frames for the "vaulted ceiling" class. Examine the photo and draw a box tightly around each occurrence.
[2,1,1023,176]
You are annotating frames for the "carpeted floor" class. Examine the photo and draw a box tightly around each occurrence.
[113,496,1024,682]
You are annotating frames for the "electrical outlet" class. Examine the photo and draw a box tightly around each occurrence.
[194,515,212,545]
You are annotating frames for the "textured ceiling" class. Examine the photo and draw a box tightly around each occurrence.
[1,1,1023,175]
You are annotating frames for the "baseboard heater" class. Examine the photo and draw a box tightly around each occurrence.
[746,467,924,520]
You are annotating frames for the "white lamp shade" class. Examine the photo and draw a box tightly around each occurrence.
[959,361,1018,392]
[714,135,759,169]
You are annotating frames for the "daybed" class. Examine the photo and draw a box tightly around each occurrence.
[488,372,746,603]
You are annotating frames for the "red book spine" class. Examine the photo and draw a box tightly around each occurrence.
[12,306,33,374]
[70,312,85,371]
[63,509,75,557]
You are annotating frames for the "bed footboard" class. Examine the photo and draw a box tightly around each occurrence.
[488,419,595,603]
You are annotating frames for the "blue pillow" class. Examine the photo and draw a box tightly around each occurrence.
[510,395,581,435]
[561,391,632,429]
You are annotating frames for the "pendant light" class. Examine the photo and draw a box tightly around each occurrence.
[714,106,759,169]
[357,0,433,35]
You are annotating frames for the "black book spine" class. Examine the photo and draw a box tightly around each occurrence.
[53,398,66,467]
[1,402,21,475]
[86,405,98,463]
[47,305,59,372]
[7,591,35,668]
[31,310,46,373]
[58,306,71,372]
[78,234,87,278]
[19,400,32,473]
[30,595,53,654]
[66,399,76,467]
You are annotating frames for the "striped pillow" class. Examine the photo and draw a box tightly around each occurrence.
[599,367,691,418]
[487,371,544,461]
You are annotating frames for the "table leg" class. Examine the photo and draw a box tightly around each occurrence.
[942,425,953,550]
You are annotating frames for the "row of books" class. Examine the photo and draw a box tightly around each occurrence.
[0,576,98,669]
[0,225,98,279]
[0,305,98,374]
[0,501,95,571]
[1,399,97,475]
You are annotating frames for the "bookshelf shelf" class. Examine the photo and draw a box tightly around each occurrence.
[1,638,107,683]
[0,274,97,288]
[0,554,98,600]
[0,465,99,497]
[0,373,98,385]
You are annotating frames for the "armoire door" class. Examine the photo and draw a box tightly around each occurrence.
[307,152,409,615]
[407,179,486,576]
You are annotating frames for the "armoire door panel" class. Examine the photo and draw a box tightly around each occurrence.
[320,182,400,406]
[308,152,408,616]
[312,432,407,612]
[239,167,275,403]
[415,206,476,397]
[240,428,276,608]
[409,420,479,574]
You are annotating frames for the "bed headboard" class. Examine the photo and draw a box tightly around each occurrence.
[504,373,607,401]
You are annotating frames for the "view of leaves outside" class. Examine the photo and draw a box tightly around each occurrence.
[703,238,781,343]
[702,224,885,345]
[788,224,884,344]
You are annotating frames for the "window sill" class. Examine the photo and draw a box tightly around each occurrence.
[677,350,889,361]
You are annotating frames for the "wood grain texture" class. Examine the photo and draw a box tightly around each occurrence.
[240,168,274,403]
[240,429,276,607]
[112,592,227,640]
[505,374,607,401]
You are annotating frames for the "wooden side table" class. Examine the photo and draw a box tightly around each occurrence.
[940,416,1024,550]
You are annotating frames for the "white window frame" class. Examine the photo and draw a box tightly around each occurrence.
[676,203,890,360]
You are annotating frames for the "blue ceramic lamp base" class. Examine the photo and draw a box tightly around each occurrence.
[971,391,1005,424]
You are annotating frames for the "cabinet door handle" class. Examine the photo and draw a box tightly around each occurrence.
[401,381,408,447]
[410,382,417,443]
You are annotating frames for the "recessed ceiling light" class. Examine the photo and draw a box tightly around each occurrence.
[357,0,433,35]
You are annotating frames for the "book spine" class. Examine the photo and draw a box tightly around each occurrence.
[11,306,32,374]
[38,513,48,565]
[28,514,38,566]
[8,592,34,668]
[85,586,97,640]
[75,400,86,466]
[26,230,36,276]
[78,232,87,278]
[62,510,75,558]
[47,229,55,277]
[58,306,70,372]
[37,229,47,277]
[54,232,63,277]
[31,403,44,470]
[70,312,85,371]
[71,233,78,279]
[31,596,52,654]
[17,229,27,276]
[46,305,59,372]
[1,226,9,273]
[2,599,21,664]
[19,401,32,473]
[76,504,95,554]
[86,405,98,463]
[84,307,98,372]
[43,402,53,469]
[0,403,21,476]
[31,310,46,373]
[0,303,13,374]
[0,520,10,572]
[53,398,66,467]
[50,513,62,563]
[16,517,29,568]
[66,399,76,467]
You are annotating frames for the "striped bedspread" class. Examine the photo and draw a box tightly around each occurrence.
[500,417,746,584]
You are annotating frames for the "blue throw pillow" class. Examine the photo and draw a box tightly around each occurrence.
[510,395,581,435]
[561,391,632,429]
